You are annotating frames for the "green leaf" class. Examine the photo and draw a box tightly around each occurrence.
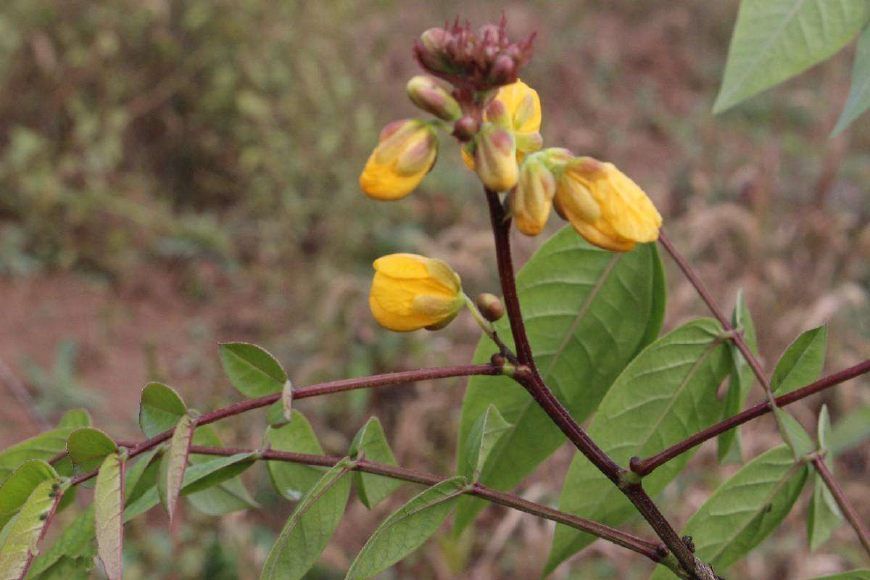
[66,428,118,474]
[771,326,827,395]
[0,479,60,578]
[455,231,665,532]
[138,382,186,438]
[810,571,870,580]
[264,380,295,427]
[94,453,124,580]
[0,428,77,483]
[807,405,842,550]
[26,509,96,578]
[773,407,815,458]
[714,0,870,113]
[186,426,258,516]
[0,461,58,530]
[28,554,92,579]
[160,414,194,522]
[830,405,870,456]
[260,459,353,580]
[265,410,325,501]
[349,417,402,509]
[57,410,91,429]
[833,25,870,135]
[346,476,467,580]
[219,342,287,398]
[547,318,731,570]
[818,403,832,451]
[461,405,511,482]
[124,447,161,503]
[718,289,758,463]
[125,452,255,521]
[650,446,808,579]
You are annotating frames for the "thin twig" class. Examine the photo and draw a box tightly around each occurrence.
[485,192,711,580]
[630,360,870,475]
[658,229,869,555]
[69,363,500,486]
[188,445,667,562]
[810,455,870,556]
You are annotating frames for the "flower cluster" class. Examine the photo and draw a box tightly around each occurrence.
[359,21,662,332]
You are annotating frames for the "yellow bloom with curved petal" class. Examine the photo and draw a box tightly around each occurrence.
[360,120,438,201]
[554,158,662,252]
[462,79,542,170]
[369,253,464,332]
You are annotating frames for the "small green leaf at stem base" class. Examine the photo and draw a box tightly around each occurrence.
[349,418,402,509]
[219,342,287,398]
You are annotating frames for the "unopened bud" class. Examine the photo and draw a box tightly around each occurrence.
[489,54,517,86]
[415,27,453,75]
[484,99,511,129]
[474,124,518,192]
[406,76,461,121]
[453,115,480,142]
[510,157,556,236]
[475,292,505,322]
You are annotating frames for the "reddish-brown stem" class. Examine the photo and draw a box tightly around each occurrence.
[19,487,65,580]
[810,455,870,556]
[188,445,666,562]
[486,193,709,579]
[485,189,536,369]
[658,231,772,400]
[659,229,869,556]
[631,360,870,476]
[70,364,499,486]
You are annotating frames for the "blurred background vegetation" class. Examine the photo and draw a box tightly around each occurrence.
[0,0,866,578]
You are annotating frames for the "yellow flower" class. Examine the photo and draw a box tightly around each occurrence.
[462,79,542,170]
[554,158,662,252]
[510,156,556,236]
[360,120,438,201]
[369,253,464,332]
[474,123,518,192]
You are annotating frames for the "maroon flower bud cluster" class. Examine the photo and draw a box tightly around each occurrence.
[413,17,535,93]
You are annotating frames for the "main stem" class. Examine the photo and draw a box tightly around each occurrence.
[485,190,711,580]
[188,445,666,562]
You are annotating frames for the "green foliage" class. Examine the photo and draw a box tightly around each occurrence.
[811,571,870,580]
[139,382,187,438]
[346,477,467,579]
[94,453,124,580]
[265,411,326,501]
[771,326,827,395]
[0,479,60,578]
[548,318,732,570]
[349,418,402,509]
[456,230,665,532]
[833,25,870,135]
[27,510,96,577]
[715,0,870,121]
[829,405,870,455]
[219,342,288,398]
[261,460,353,580]
[651,446,808,578]
[159,414,194,521]
[0,461,58,529]
[773,407,815,459]
[460,405,511,482]
[66,428,117,474]
[718,289,758,463]
[187,427,258,516]
[807,406,843,551]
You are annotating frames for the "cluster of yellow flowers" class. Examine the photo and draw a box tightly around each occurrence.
[360,73,662,332]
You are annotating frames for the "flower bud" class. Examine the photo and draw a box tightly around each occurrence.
[406,76,461,121]
[414,27,452,75]
[475,292,505,322]
[484,99,512,129]
[509,156,556,236]
[474,124,518,192]
[360,119,438,201]
[554,157,662,252]
[452,115,479,142]
[369,253,464,332]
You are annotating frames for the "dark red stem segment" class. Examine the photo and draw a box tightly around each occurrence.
[188,445,666,562]
[70,363,499,486]
[485,189,536,369]
[810,455,870,555]
[631,360,870,476]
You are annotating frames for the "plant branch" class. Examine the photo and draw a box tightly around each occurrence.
[69,363,499,486]
[485,194,712,579]
[187,445,667,563]
[810,455,870,556]
[19,485,65,580]
[630,360,870,475]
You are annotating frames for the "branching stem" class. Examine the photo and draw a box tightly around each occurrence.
[810,454,870,555]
